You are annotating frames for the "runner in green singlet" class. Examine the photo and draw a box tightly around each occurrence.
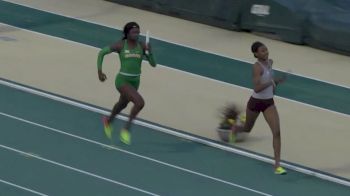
[97,22,156,145]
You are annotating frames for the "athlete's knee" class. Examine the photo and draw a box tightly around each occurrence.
[134,98,145,110]
[120,101,129,109]
[243,121,255,133]
[115,100,128,110]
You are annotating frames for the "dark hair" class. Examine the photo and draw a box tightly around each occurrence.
[122,22,140,40]
[251,41,264,58]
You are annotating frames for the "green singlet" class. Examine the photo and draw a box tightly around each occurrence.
[97,40,156,90]
[115,40,143,89]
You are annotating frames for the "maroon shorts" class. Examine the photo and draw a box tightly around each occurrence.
[247,96,275,113]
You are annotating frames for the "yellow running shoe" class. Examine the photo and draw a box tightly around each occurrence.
[120,129,131,145]
[103,117,113,140]
[275,166,287,175]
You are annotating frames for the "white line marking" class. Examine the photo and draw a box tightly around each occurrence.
[0,111,272,196]
[2,0,350,90]
[0,179,49,196]
[0,144,160,196]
